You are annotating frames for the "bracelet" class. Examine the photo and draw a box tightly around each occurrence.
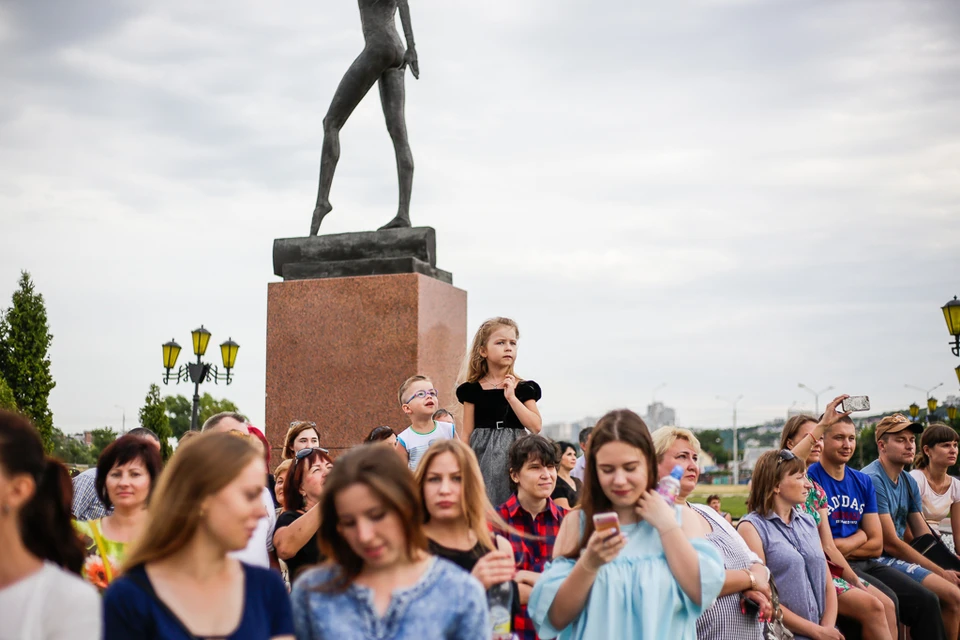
[743,568,756,591]
[659,525,682,536]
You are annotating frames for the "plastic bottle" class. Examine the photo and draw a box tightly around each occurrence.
[657,464,684,505]
[488,580,513,640]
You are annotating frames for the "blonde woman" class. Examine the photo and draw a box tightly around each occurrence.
[102,432,293,639]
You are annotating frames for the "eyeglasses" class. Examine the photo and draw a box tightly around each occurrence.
[295,446,329,461]
[777,449,798,465]
[289,420,317,430]
[404,389,438,404]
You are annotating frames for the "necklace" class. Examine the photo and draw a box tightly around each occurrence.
[926,470,952,495]
[483,376,506,389]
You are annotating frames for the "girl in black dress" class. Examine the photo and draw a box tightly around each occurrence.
[456,317,542,507]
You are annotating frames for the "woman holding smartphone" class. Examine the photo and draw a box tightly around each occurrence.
[528,409,724,640]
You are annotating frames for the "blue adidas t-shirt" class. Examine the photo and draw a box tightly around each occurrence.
[807,462,878,540]
[861,460,922,539]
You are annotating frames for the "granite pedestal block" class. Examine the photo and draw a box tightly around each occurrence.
[265,273,467,461]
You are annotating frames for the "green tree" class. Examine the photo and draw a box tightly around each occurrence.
[164,394,192,438]
[50,428,95,465]
[90,427,118,459]
[0,271,55,450]
[855,424,878,470]
[164,393,241,437]
[140,384,172,461]
[696,429,731,466]
[0,374,16,411]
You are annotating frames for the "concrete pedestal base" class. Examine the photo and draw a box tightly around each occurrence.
[265,273,467,460]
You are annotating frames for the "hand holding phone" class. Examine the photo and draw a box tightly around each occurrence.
[841,396,870,413]
[592,512,620,539]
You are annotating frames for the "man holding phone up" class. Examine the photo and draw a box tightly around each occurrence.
[808,414,949,639]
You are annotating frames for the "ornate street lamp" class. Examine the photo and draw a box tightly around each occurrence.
[909,403,920,420]
[943,296,960,357]
[928,397,939,424]
[162,326,240,431]
[948,405,958,422]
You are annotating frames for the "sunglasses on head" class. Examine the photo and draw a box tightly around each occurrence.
[293,447,330,470]
[404,389,438,404]
[777,449,798,465]
[289,420,317,430]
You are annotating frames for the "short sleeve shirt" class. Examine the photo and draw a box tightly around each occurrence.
[862,460,922,539]
[397,421,457,471]
[806,462,878,540]
[909,469,960,526]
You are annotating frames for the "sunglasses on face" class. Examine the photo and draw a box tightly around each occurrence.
[404,389,438,404]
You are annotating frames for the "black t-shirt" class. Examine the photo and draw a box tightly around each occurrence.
[551,477,580,507]
[275,510,322,581]
[455,380,542,430]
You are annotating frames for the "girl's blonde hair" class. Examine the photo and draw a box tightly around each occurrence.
[458,317,523,385]
[123,432,260,571]
[414,440,501,553]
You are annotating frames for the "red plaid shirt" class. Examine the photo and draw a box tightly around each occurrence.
[495,494,568,640]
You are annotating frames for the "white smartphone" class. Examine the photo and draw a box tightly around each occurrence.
[593,512,620,538]
[841,396,870,412]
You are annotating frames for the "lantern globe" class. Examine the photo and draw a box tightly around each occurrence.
[928,397,939,413]
[955,365,960,387]
[162,340,182,369]
[192,326,212,356]
[948,405,958,422]
[909,403,920,419]
[220,338,240,370]
[943,297,960,337]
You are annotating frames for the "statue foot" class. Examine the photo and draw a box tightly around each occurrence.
[310,202,333,236]
[378,215,412,231]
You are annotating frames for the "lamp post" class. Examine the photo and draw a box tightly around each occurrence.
[947,405,957,423]
[114,405,126,434]
[162,326,240,432]
[943,296,960,357]
[718,395,744,486]
[798,383,833,416]
[909,403,920,421]
[906,383,944,425]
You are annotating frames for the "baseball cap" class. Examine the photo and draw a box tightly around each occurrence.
[875,413,923,441]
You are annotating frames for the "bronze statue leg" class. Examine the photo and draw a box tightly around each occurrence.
[310,49,389,235]
[377,67,413,230]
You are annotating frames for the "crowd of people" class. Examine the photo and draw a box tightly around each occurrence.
[2,316,960,640]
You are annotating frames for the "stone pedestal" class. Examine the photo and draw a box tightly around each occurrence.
[265,272,467,460]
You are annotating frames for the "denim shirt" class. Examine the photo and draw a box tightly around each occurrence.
[291,557,489,640]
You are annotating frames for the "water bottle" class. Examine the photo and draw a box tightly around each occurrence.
[488,580,513,640]
[657,464,684,505]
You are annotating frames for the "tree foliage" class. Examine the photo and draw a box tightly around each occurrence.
[140,384,172,461]
[50,428,96,466]
[0,271,55,450]
[696,429,731,465]
[164,393,241,437]
[90,427,118,460]
[0,374,16,411]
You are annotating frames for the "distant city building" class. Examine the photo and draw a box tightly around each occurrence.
[71,431,93,446]
[645,402,676,430]
[740,446,776,473]
[540,416,598,449]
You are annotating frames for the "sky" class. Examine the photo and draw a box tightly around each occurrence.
[1,0,959,436]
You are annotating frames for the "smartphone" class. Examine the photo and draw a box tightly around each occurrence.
[741,595,760,617]
[593,512,620,539]
[841,396,870,412]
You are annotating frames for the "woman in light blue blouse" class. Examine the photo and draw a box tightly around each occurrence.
[291,444,489,640]
[527,409,724,640]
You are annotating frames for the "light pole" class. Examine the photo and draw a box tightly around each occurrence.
[162,326,240,431]
[906,383,944,425]
[942,296,960,357]
[718,395,744,485]
[798,383,833,416]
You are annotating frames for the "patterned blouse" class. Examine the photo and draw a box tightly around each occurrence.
[73,519,127,592]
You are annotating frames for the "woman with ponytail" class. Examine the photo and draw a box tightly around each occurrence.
[910,423,960,554]
[0,410,100,639]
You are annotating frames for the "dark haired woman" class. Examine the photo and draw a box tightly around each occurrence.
[0,410,100,639]
[911,423,960,554]
[74,434,162,591]
[291,443,489,639]
[273,447,333,581]
[739,450,840,640]
[552,440,581,509]
[528,409,724,640]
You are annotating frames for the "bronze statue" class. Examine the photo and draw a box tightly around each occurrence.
[310,0,419,235]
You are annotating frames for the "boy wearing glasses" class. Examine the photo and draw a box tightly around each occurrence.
[396,375,457,471]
